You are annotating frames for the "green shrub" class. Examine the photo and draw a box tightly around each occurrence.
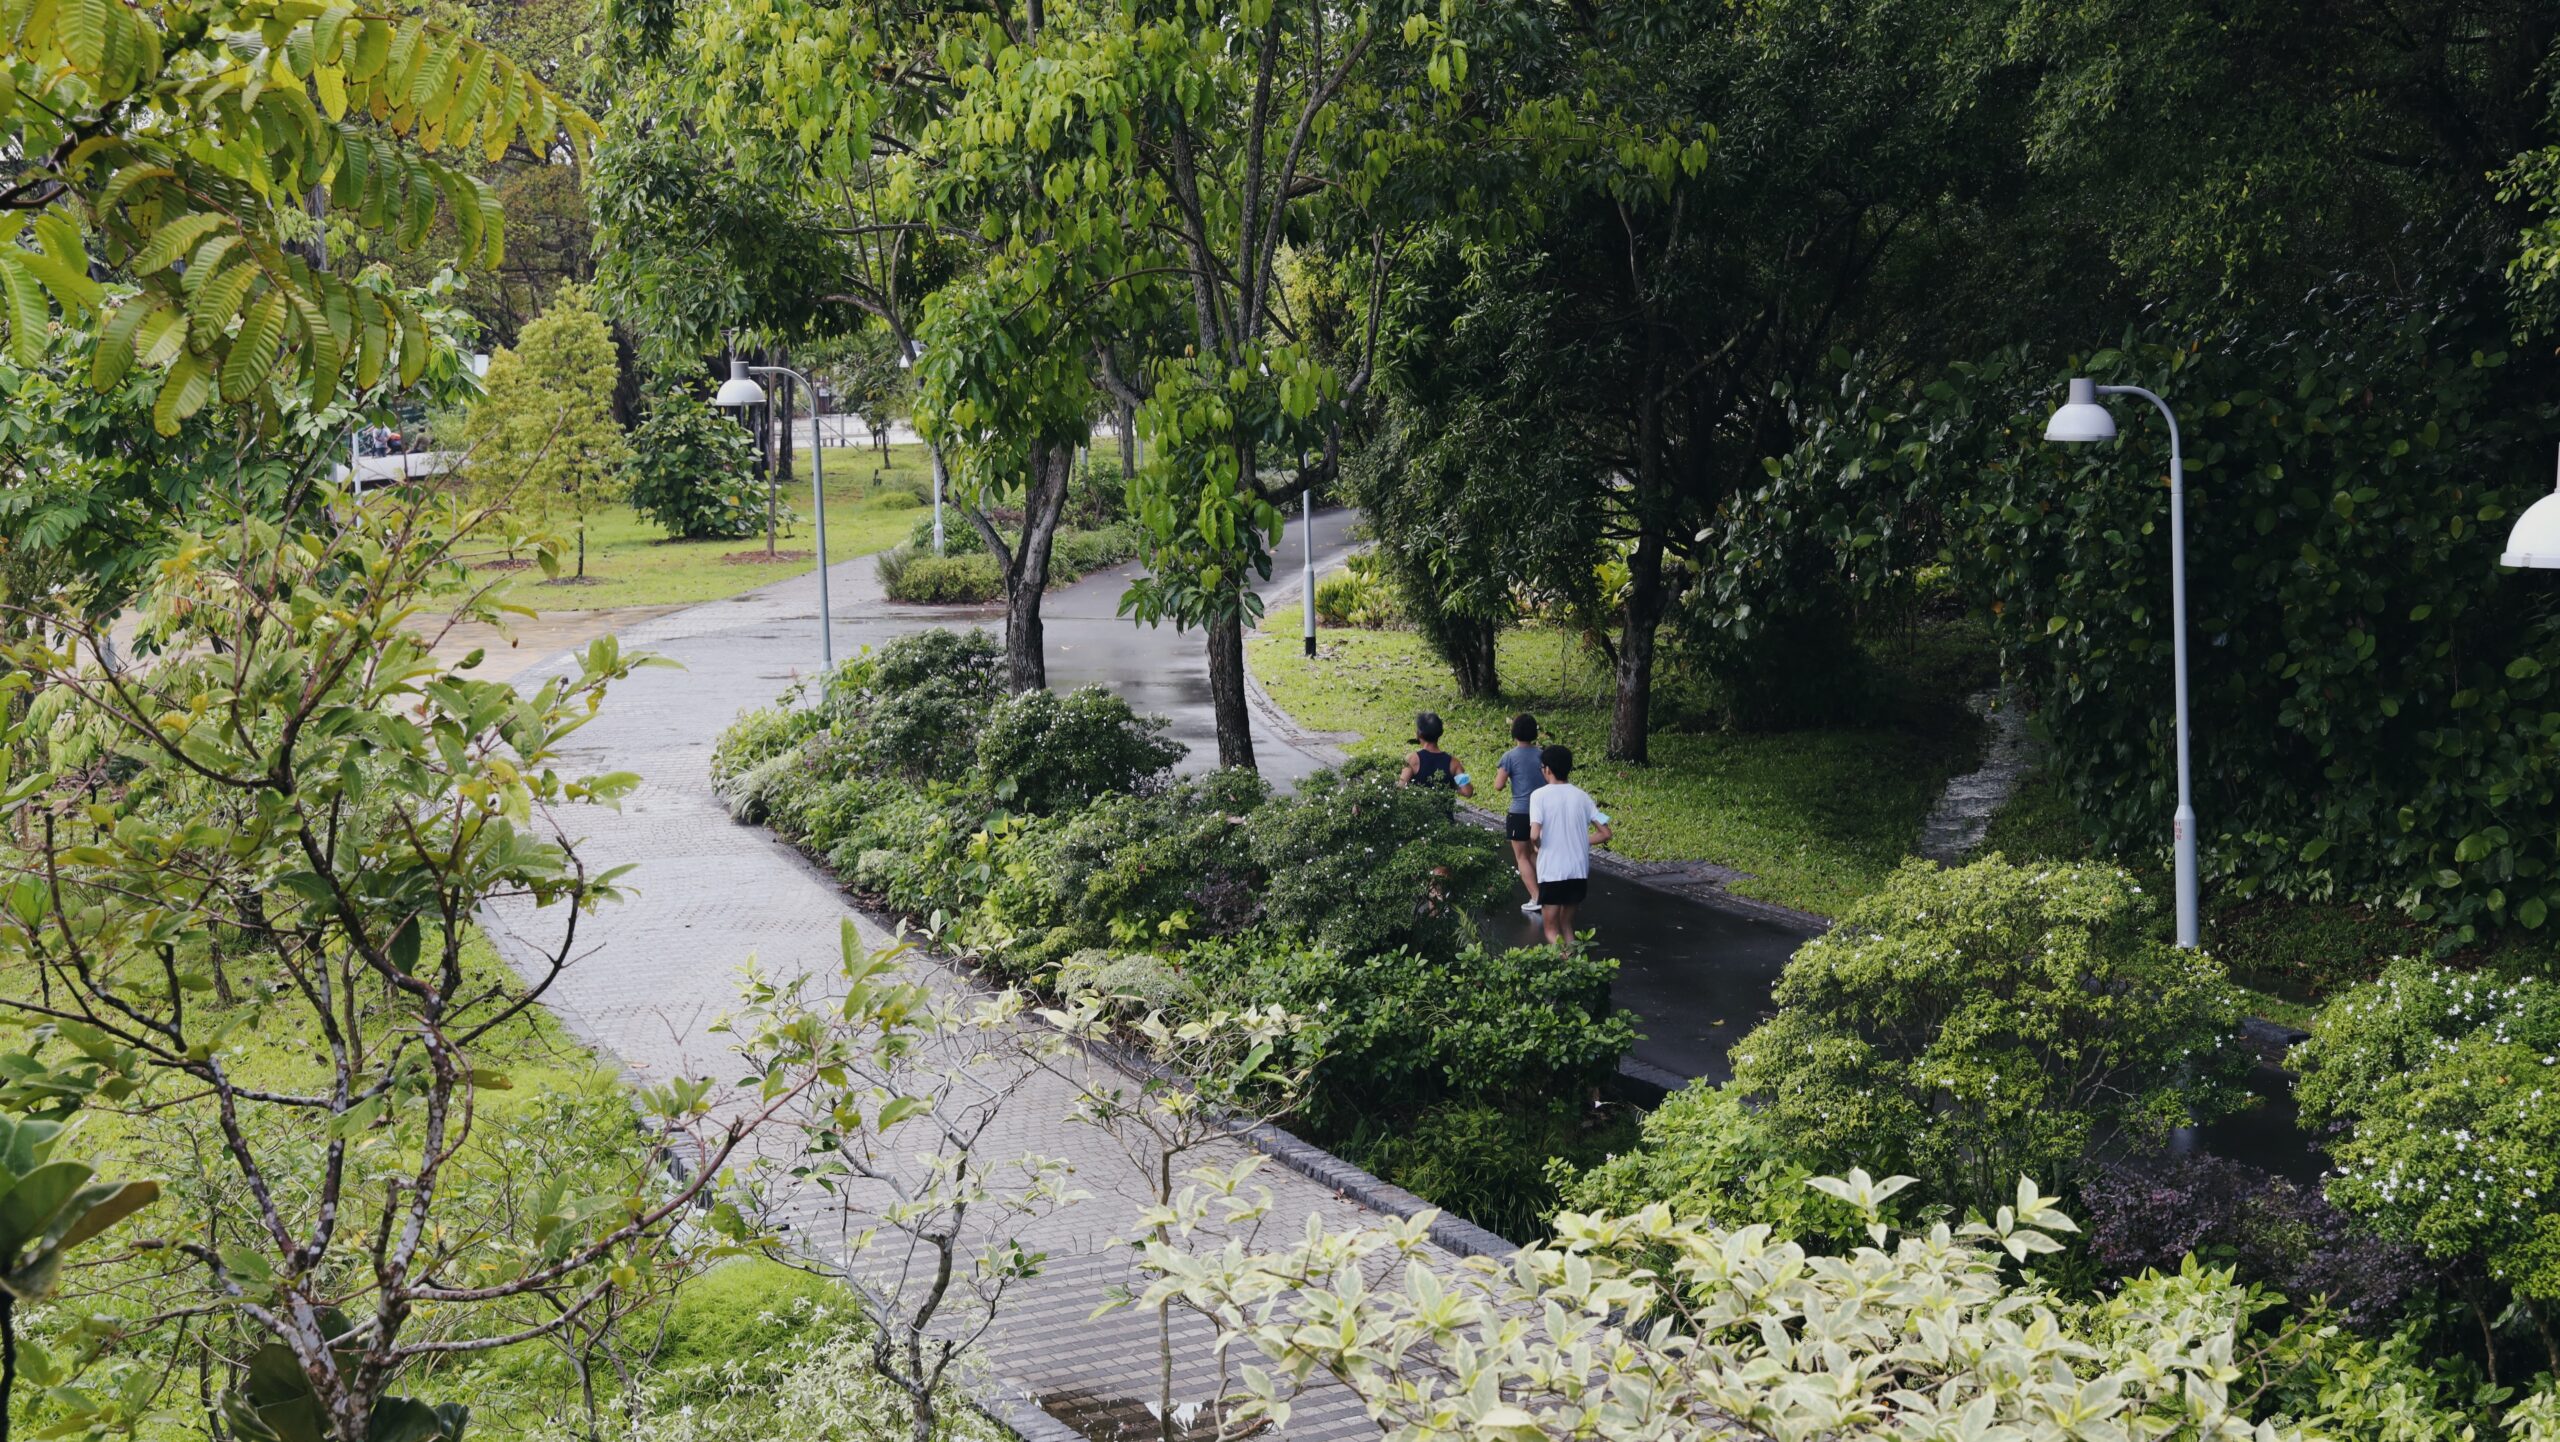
[907,512,987,556]
[1561,1083,1890,1249]
[1241,756,1508,959]
[2294,960,2560,1336]
[974,685,1182,814]
[871,487,923,510]
[1186,931,1634,1122]
[1729,855,2252,1214]
[979,768,1271,970]
[826,629,1006,781]
[624,391,782,540]
[880,549,1002,604]
[1348,1099,1634,1243]
[1051,522,1139,578]
[1314,554,1402,628]
[710,696,821,787]
[1056,948,1204,1020]
[1065,452,1127,529]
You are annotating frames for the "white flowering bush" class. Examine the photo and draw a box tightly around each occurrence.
[2294,958,2560,1375]
[1726,857,2252,1212]
[1145,1169,2336,1440]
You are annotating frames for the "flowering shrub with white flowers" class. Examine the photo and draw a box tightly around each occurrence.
[2295,958,2560,1377]
[1723,856,2254,1215]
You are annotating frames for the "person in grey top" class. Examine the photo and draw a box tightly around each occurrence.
[1493,713,1546,913]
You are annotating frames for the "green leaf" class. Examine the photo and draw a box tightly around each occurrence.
[151,352,213,434]
[219,291,289,401]
[131,212,226,274]
[0,255,48,366]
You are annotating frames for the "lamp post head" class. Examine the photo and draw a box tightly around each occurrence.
[2503,447,2560,569]
[2044,376,2118,443]
[713,357,768,409]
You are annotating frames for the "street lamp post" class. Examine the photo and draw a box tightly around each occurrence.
[2502,448,2560,568]
[1300,455,1316,658]
[2045,376,2200,949]
[716,356,834,671]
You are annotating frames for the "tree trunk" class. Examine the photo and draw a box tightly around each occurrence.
[1607,524,1670,764]
[1118,402,1137,476]
[1206,607,1255,770]
[1000,445,1074,693]
[1447,617,1499,698]
[776,364,797,546]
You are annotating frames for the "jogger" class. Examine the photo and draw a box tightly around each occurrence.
[1527,744,1610,946]
[1494,713,1545,913]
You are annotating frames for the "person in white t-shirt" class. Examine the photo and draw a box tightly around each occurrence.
[1526,744,1610,946]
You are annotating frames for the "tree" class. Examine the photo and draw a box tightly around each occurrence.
[0,497,807,1439]
[588,0,1095,684]
[807,331,913,474]
[0,0,596,434]
[908,0,1479,764]
[622,388,774,539]
[1366,0,2020,761]
[465,284,630,575]
[0,0,595,617]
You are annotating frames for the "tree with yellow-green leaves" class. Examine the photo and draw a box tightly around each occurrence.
[463,283,628,575]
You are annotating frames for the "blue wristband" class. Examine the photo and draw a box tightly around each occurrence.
[1454,772,1472,787]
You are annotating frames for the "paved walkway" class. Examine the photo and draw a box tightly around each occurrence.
[478,523,1414,1441]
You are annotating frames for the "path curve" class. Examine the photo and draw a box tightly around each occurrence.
[479,516,1413,1441]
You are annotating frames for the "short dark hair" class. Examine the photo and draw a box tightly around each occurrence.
[1413,711,1444,743]
[1511,713,1539,743]
[1541,744,1574,781]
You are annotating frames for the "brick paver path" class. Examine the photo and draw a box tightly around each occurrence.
[480,528,1436,1440]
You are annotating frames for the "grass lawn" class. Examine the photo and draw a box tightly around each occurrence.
[1247,623,1981,918]
[481,443,937,611]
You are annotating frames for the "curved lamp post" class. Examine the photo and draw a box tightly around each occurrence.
[716,357,833,670]
[2045,377,2200,949]
[2503,450,2560,568]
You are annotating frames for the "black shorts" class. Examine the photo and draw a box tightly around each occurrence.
[1506,812,1532,841]
[1538,877,1588,907]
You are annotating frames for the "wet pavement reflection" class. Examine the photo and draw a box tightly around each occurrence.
[1477,872,1806,1084]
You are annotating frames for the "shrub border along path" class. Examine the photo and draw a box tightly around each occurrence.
[477,527,1466,1441]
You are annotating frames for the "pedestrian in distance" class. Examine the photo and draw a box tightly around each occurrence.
[1494,713,1546,914]
[1396,711,1475,798]
[1527,743,1611,947]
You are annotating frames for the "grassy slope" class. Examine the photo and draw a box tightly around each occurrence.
[1247,624,1977,918]
[484,444,936,611]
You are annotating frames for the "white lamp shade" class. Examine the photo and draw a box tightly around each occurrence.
[2504,479,2560,569]
[2044,376,2117,443]
[713,358,767,408]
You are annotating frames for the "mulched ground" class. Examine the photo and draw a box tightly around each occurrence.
[721,550,815,564]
